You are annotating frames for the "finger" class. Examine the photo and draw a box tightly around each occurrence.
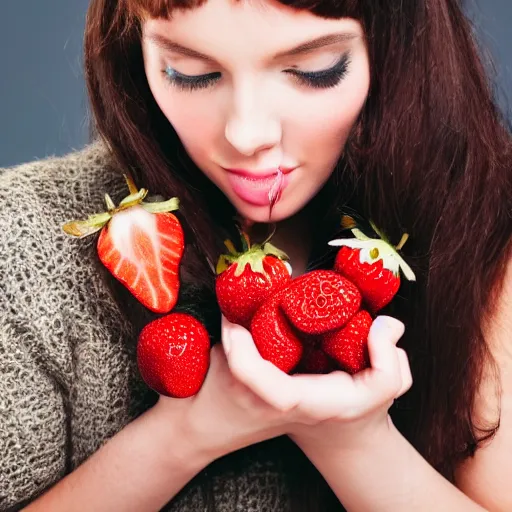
[372,316,405,346]
[395,348,413,398]
[290,318,406,421]
[363,316,404,399]
[221,315,242,355]
[223,321,301,412]
[290,371,358,422]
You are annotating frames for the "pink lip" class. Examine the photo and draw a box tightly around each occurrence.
[224,167,295,206]
[225,167,295,179]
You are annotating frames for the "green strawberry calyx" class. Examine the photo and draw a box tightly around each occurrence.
[216,230,289,277]
[328,219,416,282]
[62,174,179,238]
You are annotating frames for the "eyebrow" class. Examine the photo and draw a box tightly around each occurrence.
[146,32,358,62]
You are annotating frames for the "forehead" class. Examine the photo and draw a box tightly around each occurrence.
[141,0,363,61]
[129,0,362,20]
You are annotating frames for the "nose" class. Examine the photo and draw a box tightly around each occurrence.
[224,81,282,156]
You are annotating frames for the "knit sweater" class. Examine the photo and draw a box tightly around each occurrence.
[0,143,296,511]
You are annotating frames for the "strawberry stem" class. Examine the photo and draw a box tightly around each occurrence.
[124,174,139,195]
[341,215,357,230]
[224,239,238,255]
[369,220,391,244]
[262,223,277,246]
[105,194,116,212]
[141,197,179,214]
[119,188,148,208]
[395,233,409,251]
[62,211,112,238]
[240,232,250,252]
[63,175,179,239]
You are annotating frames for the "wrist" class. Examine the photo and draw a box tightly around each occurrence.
[290,413,395,459]
[150,397,217,473]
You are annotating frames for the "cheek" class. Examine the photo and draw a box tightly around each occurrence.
[286,66,369,152]
[149,80,222,154]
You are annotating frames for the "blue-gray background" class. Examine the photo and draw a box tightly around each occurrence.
[0,0,510,167]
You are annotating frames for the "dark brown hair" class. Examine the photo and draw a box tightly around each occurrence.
[84,0,512,508]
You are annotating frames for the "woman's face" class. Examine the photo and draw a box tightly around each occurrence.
[142,0,370,223]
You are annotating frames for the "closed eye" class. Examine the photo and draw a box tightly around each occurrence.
[163,66,221,91]
[285,52,351,89]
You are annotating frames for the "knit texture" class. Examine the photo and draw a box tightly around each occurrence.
[0,143,293,511]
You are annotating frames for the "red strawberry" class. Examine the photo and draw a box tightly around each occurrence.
[137,313,210,398]
[63,176,184,313]
[330,220,415,312]
[280,270,361,334]
[216,234,291,330]
[333,247,400,312]
[251,287,303,374]
[298,345,335,374]
[322,310,373,374]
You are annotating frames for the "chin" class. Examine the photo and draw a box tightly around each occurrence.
[234,199,302,225]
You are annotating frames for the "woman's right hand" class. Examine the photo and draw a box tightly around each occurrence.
[153,316,294,462]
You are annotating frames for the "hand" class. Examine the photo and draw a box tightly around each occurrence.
[154,316,296,463]
[289,316,412,453]
[153,315,410,465]
[215,315,412,454]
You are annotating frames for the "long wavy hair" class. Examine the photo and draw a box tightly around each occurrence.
[84,0,511,509]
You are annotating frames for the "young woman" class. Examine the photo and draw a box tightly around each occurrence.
[0,0,510,510]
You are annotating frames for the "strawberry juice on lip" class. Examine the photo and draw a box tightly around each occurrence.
[226,169,292,206]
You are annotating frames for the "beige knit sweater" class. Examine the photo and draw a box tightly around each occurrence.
[0,143,294,511]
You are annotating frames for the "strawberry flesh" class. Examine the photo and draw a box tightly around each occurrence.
[137,313,210,398]
[322,309,373,374]
[98,206,184,313]
[280,270,361,334]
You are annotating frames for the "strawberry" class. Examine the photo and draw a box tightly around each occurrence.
[280,270,361,334]
[329,219,416,312]
[250,286,303,374]
[63,175,184,313]
[322,309,373,374]
[216,233,291,330]
[137,313,210,398]
[298,344,335,374]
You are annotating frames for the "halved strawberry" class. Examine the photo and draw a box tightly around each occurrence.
[280,270,362,335]
[63,175,184,313]
[137,313,210,398]
[250,286,303,374]
[216,232,291,330]
[329,219,416,312]
[322,309,373,374]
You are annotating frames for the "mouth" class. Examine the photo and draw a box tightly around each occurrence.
[224,167,296,179]
[223,166,296,207]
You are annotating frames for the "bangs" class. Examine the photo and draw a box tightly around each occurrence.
[125,0,362,21]
[125,0,210,18]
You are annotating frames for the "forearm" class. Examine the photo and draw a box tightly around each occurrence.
[292,419,487,512]
[24,403,212,512]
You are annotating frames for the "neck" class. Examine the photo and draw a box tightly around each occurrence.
[247,210,314,277]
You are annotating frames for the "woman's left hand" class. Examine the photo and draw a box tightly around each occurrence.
[222,315,412,453]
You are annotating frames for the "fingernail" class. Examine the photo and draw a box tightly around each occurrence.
[372,316,404,335]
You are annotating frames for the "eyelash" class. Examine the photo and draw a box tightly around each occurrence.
[162,52,351,92]
[287,53,350,89]
[162,68,221,91]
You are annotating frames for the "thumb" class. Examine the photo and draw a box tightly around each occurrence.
[221,315,253,356]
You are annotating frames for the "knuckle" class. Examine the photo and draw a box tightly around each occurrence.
[397,348,409,364]
[227,352,249,381]
[380,372,402,401]
[272,398,299,414]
